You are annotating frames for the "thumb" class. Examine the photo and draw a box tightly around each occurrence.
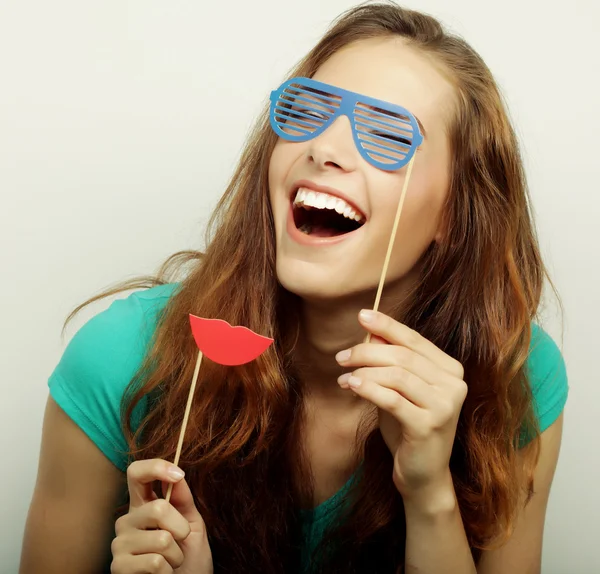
[162,477,204,524]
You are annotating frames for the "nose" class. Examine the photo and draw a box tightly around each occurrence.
[306,114,358,172]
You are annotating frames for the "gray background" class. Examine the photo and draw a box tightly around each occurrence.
[1,1,597,572]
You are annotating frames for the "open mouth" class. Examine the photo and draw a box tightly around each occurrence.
[292,188,366,238]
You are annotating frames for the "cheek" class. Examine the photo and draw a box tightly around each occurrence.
[372,165,448,260]
[401,154,450,236]
[268,141,296,202]
[405,172,447,229]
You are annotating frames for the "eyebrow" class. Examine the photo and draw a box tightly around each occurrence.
[415,117,427,138]
[366,104,427,139]
[296,86,428,139]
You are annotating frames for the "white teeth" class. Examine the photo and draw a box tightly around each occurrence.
[293,187,365,222]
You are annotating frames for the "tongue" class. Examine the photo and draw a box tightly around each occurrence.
[305,223,341,237]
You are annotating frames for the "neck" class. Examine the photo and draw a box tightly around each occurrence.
[295,287,402,403]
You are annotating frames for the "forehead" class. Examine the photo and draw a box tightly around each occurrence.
[312,37,455,136]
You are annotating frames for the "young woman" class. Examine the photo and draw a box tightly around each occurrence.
[21,3,568,574]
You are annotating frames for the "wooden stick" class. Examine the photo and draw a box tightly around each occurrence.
[165,349,204,503]
[364,155,416,344]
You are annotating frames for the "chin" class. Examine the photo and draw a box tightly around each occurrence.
[275,259,369,303]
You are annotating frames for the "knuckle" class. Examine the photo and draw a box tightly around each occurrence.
[433,398,456,425]
[391,348,404,367]
[399,347,414,369]
[110,535,123,556]
[404,327,419,347]
[148,554,166,572]
[404,370,418,389]
[452,359,465,379]
[386,394,403,415]
[454,379,468,401]
[417,415,435,438]
[171,547,185,569]
[388,366,403,384]
[393,346,408,367]
[150,498,171,520]
[439,399,455,420]
[127,458,168,482]
[390,366,409,387]
[110,556,126,574]
[126,460,142,479]
[114,515,128,536]
[159,459,175,475]
[156,530,173,550]
[183,519,192,539]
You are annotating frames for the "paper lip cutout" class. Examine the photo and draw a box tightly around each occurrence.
[189,315,274,366]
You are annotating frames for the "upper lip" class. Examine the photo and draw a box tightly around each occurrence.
[290,179,367,220]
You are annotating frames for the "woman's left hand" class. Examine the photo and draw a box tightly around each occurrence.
[336,310,467,502]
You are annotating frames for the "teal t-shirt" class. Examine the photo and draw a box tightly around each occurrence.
[48,284,568,567]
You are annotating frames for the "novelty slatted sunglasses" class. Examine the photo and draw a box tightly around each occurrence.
[269,77,423,171]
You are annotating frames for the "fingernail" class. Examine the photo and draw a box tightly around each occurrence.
[348,375,362,388]
[167,466,185,480]
[338,373,351,386]
[359,309,375,323]
[335,349,351,363]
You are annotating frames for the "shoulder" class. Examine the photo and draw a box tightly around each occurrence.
[48,283,179,470]
[525,324,569,433]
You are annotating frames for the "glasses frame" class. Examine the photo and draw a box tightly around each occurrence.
[269,76,423,171]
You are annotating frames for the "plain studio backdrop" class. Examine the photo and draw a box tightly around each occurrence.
[1,1,598,572]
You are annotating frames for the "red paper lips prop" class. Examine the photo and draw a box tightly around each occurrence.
[165,315,274,504]
[188,315,274,366]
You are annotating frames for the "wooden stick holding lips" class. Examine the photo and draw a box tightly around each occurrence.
[364,155,416,344]
[165,316,274,503]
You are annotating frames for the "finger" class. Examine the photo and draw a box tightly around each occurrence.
[111,553,172,574]
[358,310,463,377]
[337,344,446,387]
[346,376,422,423]
[127,459,186,509]
[160,474,204,525]
[127,499,191,542]
[116,529,184,569]
[343,367,434,407]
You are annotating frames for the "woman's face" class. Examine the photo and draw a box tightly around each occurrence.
[268,37,455,302]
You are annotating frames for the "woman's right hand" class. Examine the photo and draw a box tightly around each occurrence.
[110,459,213,574]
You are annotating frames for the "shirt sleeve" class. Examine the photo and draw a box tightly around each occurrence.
[527,324,569,433]
[48,291,162,471]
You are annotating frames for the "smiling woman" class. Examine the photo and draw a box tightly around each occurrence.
[21,3,567,574]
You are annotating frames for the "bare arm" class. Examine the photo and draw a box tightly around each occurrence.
[20,396,125,574]
[403,414,563,574]
[477,414,563,574]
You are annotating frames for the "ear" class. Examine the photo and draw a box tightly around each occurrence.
[432,209,448,244]
[433,220,446,243]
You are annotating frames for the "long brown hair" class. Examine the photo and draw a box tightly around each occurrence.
[66,2,545,572]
